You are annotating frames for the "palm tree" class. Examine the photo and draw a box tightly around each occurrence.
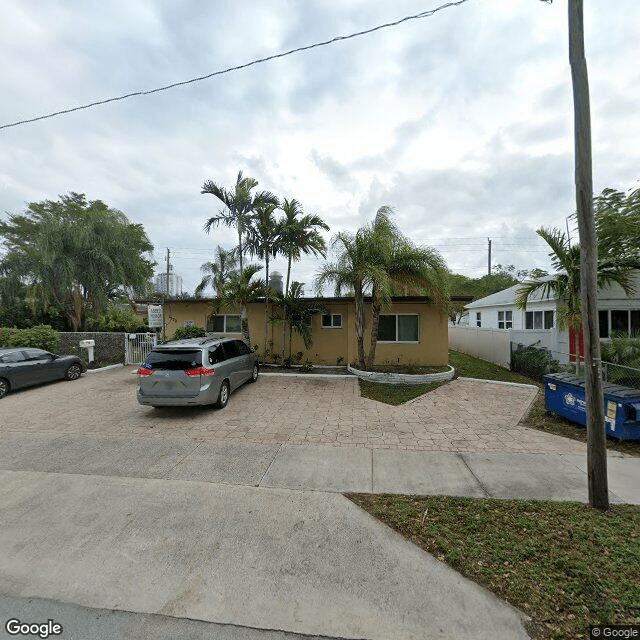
[215,264,264,345]
[278,199,329,359]
[364,208,449,368]
[244,200,281,356]
[515,226,638,333]
[194,245,238,298]
[201,171,278,272]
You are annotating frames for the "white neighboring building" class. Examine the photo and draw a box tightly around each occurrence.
[450,272,640,366]
[154,269,183,297]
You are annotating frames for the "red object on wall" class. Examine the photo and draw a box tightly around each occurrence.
[569,328,585,362]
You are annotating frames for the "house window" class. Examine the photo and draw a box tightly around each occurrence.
[497,310,513,329]
[206,314,241,333]
[476,312,481,328]
[321,314,342,328]
[378,314,419,342]
[525,311,551,330]
[599,310,640,338]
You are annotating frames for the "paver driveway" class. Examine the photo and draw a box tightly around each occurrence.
[0,366,585,454]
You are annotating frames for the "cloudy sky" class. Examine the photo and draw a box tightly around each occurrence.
[1,0,638,295]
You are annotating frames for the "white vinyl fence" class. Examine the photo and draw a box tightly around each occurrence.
[449,325,564,369]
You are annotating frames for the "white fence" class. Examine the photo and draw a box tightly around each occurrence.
[124,332,157,365]
[449,326,565,369]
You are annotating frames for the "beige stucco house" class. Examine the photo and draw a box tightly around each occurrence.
[151,296,453,367]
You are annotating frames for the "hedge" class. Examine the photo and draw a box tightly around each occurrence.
[0,325,60,352]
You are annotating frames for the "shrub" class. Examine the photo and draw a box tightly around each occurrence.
[97,308,148,333]
[511,345,559,381]
[172,325,206,341]
[0,325,60,352]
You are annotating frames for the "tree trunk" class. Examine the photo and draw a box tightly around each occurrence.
[263,254,269,358]
[354,281,366,369]
[282,257,292,362]
[569,0,608,510]
[366,287,381,369]
[241,304,250,345]
[237,229,244,273]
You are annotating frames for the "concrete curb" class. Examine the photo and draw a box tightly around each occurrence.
[457,376,539,390]
[85,363,125,374]
[261,372,352,379]
[348,364,455,385]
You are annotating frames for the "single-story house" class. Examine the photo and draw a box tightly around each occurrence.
[460,272,640,363]
[135,295,471,367]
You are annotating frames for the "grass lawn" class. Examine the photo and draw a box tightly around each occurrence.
[348,494,640,640]
[358,379,443,405]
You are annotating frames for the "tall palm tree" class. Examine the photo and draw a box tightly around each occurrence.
[215,264,264,346]
[244,201,281,356]
[194,245,238,298]
[201,171,277,272]
[364,208,449,368]
[515,226,638,332]
[278,199,329,359]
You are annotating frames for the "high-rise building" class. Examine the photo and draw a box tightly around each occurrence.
[154,268,183,297]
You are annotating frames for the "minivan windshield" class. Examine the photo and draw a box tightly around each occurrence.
[143,349,202,370]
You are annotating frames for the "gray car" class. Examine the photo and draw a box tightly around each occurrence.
[0,347,86,399]
[136,337,259,408]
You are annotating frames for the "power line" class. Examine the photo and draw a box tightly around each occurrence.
[0,0,471,131]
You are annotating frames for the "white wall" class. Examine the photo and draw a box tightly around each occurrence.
[449,326,512,369]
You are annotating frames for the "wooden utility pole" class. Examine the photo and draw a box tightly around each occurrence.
[568,0,608,509]
[487,238,492,275]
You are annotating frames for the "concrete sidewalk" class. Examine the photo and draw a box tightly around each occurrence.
[0,433,638,503]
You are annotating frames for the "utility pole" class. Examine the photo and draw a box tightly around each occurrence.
[166,248,171,296]
[163,248,170,342]
[487,238,492,275]
[568,0,608,509]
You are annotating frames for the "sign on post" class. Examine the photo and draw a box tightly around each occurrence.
[148,305,164,328]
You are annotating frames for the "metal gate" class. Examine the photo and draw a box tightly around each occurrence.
[125,332,158,365]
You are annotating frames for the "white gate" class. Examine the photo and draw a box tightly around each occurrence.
[125,332,158,365]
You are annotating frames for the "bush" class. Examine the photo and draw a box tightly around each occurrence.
[96,308,148,333]
[511,345,559,381]
[171,325,206,341]
[0,325,60,352]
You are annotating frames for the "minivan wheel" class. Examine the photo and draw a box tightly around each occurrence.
[65,364,82,381]
[0,378,9,399]
[217,380,230,409]
[249,363,259,383]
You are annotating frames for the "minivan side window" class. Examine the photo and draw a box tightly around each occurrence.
[236,340,251,355]
[222,341,240,359]
[208,345,225,365]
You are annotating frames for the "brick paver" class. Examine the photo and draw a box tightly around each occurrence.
[0,367,587,454]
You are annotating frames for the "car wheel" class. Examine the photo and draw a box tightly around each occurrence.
[65,364,82,381]
[249,363,259,383]
[216,380,230,409]
[0,378,9,399]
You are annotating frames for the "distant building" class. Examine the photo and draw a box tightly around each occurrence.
[154,268,183,297]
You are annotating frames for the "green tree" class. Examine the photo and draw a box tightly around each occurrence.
[201,171,278,273]
[194,245,239,297]
[515,226,638,331]
[0,193,154,331]
[278,198,329,360]
[215,265,264,345]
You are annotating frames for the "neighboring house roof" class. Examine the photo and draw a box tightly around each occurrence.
[465,276,558,310]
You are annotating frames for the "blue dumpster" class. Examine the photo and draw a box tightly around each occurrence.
[543,373,640,441]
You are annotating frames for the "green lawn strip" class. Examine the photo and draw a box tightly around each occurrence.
[449,349,534,384]
[347,494,640,640]
[358,379,443,405]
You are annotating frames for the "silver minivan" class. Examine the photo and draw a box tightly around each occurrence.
[136,337,258,408]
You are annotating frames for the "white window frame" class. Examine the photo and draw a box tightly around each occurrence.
[378,313,420,343]
[497,310,513,330]
[207,314,242,333]
[321,313,342,328]
[525,310,553,330]
[476,312,481,328]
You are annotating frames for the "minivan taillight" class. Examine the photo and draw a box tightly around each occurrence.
[138,367,153,376]
[184,367,215,377]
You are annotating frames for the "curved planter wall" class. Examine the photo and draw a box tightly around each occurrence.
[347,364,455,385]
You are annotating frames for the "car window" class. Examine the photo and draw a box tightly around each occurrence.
[24,349,53,361]
[236,340,251,355]
[143,349,203,370]
[208,345,224,365]
[222,341,240,359]
[0,351,26,363]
